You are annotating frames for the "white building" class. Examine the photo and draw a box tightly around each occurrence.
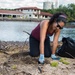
[0,7,52,20]
[43,0,59,9]
[0,9,23,19]
[43,2,53,10]
[15,7,52,19]
[53,0,59,8]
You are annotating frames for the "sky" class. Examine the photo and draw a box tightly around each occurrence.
[0,0,75,9]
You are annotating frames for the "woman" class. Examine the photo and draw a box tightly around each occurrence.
[29,12,67,64]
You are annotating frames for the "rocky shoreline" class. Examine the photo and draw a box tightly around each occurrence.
[0,18,43,22]
[0,41,75,75]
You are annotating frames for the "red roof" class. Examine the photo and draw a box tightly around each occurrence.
[34,12,53,16]
[15,7,41,10]
[0,9,23,15]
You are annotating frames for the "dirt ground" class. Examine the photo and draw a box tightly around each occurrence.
[0,41,75,75]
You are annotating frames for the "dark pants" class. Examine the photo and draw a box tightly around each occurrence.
[29,35,52,57]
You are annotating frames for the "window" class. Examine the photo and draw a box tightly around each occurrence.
[35,15,37,17]
[43,15,44,17]
[29,15,31,17]
[45,16,47,18]
[3,15,6,17]
[34,9,36,11]
[21,10,23,11]
[13,15,16,18]
[0,14,1,17]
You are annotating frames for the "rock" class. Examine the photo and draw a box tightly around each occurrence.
[0,41,75,75]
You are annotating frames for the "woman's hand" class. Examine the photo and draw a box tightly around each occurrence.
[52,29,61,54]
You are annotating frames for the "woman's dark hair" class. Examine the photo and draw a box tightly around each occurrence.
[48,12,67,26]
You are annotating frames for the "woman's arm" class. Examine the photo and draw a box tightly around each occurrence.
[40,20,49,54]
[52,29,60,54]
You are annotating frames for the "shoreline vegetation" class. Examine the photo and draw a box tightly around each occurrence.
[0,41,75,75]
[0,18,43,22]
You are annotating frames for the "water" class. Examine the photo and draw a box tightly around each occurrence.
[0,21,39,41]
[0,21,75,42]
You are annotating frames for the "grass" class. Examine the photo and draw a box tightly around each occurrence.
[50,58,70,67]
[60,58,70,65]
[50,61,59,67]
[11,65,17,69]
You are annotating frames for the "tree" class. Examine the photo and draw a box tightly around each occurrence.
[42,4,75,22]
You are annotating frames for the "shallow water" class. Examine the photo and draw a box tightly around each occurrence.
[0,21,75,41]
